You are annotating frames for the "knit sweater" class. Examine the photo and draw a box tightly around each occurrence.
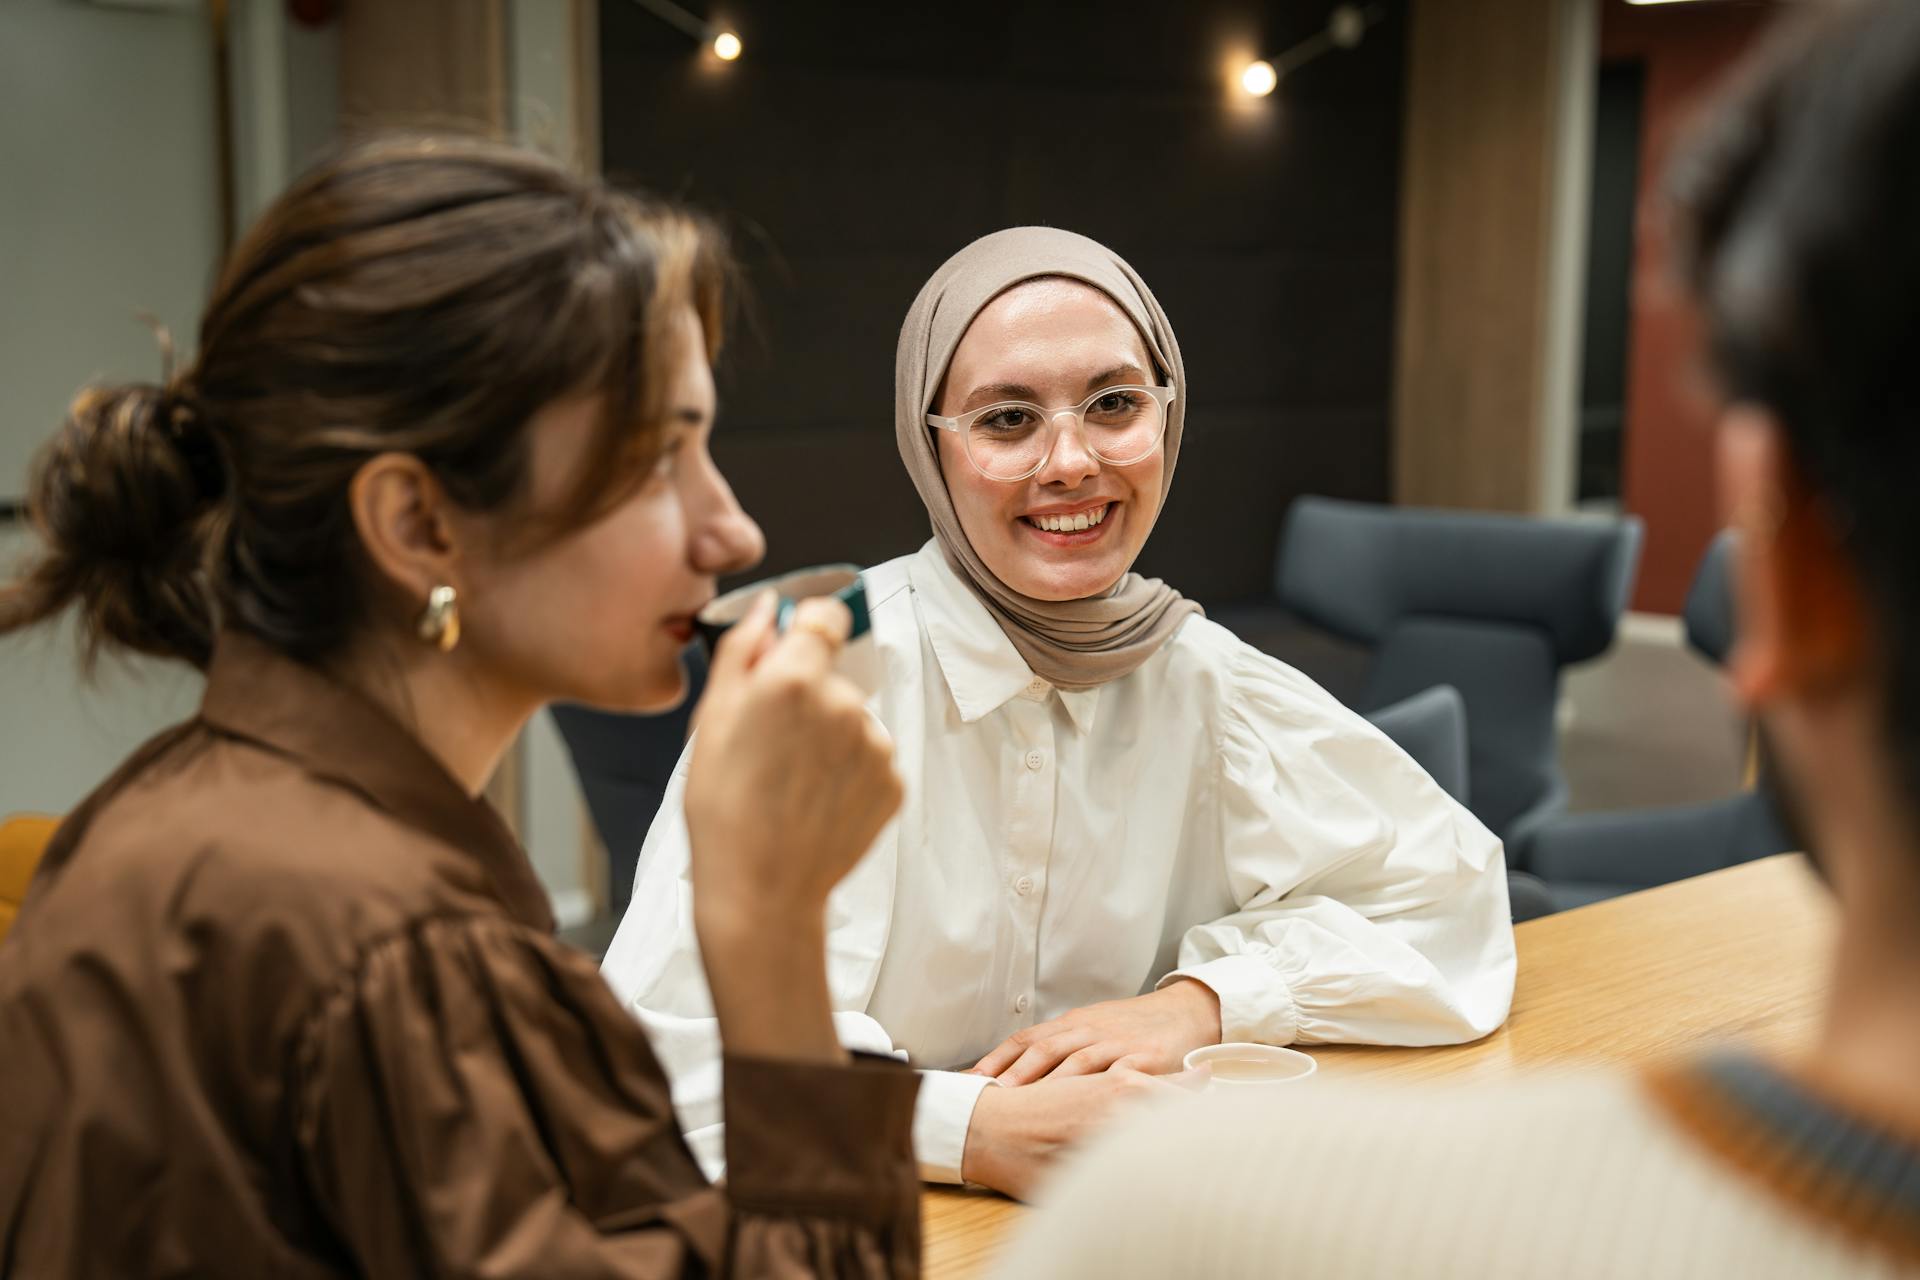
[998,1052,1920,1278]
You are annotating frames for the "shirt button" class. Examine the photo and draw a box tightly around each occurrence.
[1014,994,1031,1013]
[1015,875,1035,896]
[1024,750,1045,771]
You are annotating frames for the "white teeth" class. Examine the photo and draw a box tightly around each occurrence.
[1029,504,1110,533]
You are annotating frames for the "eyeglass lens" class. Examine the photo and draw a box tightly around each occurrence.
[966,388,1164,481]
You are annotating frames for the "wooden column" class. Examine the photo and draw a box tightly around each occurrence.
[1394,0,1595,513]
[338,0,507,133]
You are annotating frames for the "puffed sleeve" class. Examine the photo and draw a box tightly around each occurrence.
[1161,649,1516,1046]
[289,915,921,1278]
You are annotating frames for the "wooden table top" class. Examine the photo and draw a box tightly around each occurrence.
[922,854,1836,1280]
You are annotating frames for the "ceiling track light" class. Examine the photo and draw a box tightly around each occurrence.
[1240,2,1385,98]
[627,0,741,63]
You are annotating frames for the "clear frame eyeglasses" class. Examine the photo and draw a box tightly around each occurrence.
[926,384,1177,483]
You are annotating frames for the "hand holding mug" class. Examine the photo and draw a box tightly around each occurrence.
[687,590,901,930]
[683,591,903,1062]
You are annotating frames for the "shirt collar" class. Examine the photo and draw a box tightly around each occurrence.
[907,541,1101,734]
[197,630,556,933]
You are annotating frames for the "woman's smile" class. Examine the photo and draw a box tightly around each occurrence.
[1018,499,1118,548]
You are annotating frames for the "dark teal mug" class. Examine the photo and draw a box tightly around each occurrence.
[694,564,871,655]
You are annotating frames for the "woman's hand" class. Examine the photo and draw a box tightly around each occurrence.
[967,979,1222,1085]
[684,592,903,1063]
[960,1068,1198,1201]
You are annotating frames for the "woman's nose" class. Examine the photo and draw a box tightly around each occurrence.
[1036,412,1100,487]
[689,463,766,576]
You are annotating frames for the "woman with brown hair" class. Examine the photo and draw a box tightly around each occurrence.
[0,136,918,1277]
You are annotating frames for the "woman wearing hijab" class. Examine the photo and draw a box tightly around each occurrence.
[601,228,1516,1198]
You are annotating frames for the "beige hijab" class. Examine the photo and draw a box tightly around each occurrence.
[894,227,1201,692]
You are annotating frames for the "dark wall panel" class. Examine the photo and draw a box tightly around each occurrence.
[601,0,1406,604]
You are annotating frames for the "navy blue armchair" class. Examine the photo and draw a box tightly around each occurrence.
[1516,531,1796,909]
[1271,497,1644,861]
[551,644,708,912]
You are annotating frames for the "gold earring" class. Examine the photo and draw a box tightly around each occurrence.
[417,584,461,652]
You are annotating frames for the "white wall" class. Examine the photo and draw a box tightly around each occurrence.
[228,0,341,226]
[0,0,222,491]
[1,0,222,815]
[2,1,602,930]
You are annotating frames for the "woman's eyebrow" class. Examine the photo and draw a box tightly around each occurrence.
[1084,364,1149,391]
[962,382,1039,409]
[962,365,1151,410]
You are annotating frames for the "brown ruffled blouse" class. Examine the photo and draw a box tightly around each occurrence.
[0,632,920,1277]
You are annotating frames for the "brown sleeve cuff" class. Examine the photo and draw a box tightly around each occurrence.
[721,1051,922,1220]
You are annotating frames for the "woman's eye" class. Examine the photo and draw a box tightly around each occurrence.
[648,433,689,480]
[1091,390,1145,417]
[975,407,1035,433]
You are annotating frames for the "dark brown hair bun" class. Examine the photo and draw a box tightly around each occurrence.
[4,382,224,668]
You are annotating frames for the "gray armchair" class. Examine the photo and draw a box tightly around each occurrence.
[1272,497,1644,860]
[1516,531,1796,910]
[551,644,708,912]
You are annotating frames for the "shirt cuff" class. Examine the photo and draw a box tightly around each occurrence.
[912,1068,995,1184]
[722,1051,920,1220]
[1161,955,1301,1045]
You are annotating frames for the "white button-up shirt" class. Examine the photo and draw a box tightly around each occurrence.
[602,541,1516,1183]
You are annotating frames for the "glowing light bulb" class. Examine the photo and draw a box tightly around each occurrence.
[1240,59,1277,97]
[712,30,742,61]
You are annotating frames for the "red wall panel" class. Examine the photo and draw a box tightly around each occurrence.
[1601,0,1779,612]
